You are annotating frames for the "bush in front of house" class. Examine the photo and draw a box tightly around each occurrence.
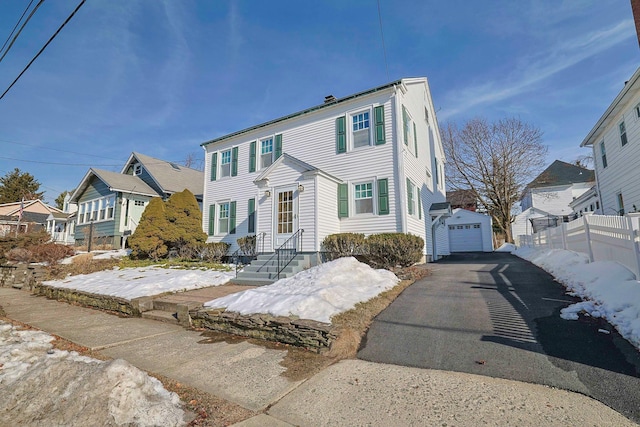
[29,243,75,266]
[0,229,50,263]
[164,189,207,254]
[198,242,231,263]
[321,233,366,261]
[237,235,256,256]
[129,197,169,260]
[366,233,424,269]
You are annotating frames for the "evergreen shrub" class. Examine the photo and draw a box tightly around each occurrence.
[321,233,366,260]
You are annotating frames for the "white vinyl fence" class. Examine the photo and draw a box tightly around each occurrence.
[531,214,640,279]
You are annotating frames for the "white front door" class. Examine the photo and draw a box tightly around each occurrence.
[274,186,298,248]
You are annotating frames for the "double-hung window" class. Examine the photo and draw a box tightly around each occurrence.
[352,111,371,148]
[99,199,106,220]
[261,138,273,168]
[407,179,416,216]
[619,121,628,146]
[600,141,607,168]
[220,149,232,177]
[354,182,374,214]
[218,202,230,234]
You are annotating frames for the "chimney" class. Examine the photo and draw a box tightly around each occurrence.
[324,95,336,104]
[632,0,640,48]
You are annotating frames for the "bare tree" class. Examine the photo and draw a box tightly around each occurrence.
[183,152,204,171]
[442,117,547,242]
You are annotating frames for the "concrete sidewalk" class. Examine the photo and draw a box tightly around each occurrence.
[1,287,635,427]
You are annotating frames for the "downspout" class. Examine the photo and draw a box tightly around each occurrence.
[392,84,407,233]
[431,214,443,261]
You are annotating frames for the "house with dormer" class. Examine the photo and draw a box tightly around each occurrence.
[201,78,451,282]
[69,152,203,248]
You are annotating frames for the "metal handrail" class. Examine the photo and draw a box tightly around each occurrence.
[232,232,266,277]
[276,229,304,280]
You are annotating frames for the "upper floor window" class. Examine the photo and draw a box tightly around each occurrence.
[635,103,640,119]
[354,182,373,214]
[220,149,232,177]
[261,138,274,168]
[133,163,142,176]
[600,141,608,168]
[402,106,413,147]
[352,111,371,148]
[619,121,628,146]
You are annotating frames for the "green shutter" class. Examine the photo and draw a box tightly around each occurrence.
[208,204,215,236]
[374,105,385,145]
[406,178,413,215]
[249,141,256,172]
[413,122,418,157]
[248,198,255,234]
[338,183,348,218]
[210,153,217,181]
[231,146,238,176]
[378,178,389,215]
[336,116,346,153]
[418,188,422,219]
[274,134,282,159]
[402,106,409,146]
[229,201,236,234]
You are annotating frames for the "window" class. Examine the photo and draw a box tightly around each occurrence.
[619,121,628,146]
[354,182,373,214]
[261,138,273,169]
[134,200,145,206]
[107,197,115,218]
[99,199,106,220]
[617,193,624,216]
[218,202,229,233]
[600,141,607,168]
[407,179,416,216]
[596,200,600,210]
[220,149,231,177]
[352,111,370,148]
[635,103,640,119]
[133,163,142,176]
[402,106,413,147]
[424,107,429,123]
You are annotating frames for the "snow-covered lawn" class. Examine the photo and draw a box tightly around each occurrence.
[204,257,399,323]
[512,246,640,350]
[0,321,185,426]
[42,266,235,300]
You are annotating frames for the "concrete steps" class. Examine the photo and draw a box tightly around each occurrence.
[233,253,313,285]
[141,309,179,324]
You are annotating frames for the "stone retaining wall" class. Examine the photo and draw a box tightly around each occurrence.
[34,284,142,317]
[190,308,338,353]
[0,264,46,290]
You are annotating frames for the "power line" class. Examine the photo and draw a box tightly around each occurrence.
[0,0,45,65]
[0,0,36,55]
[0,155,120,167]
[0,0,86,101]
[377,0,390,81]
[1,138,123,161]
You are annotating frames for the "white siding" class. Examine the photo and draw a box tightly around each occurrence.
[446,209,493,252]
[316,175,340,250]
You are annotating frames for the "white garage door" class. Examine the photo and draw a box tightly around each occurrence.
[448,223,483,252]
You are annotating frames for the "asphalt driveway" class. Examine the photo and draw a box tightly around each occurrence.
[358,252,640,423]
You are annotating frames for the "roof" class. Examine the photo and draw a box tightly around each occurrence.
[526,160,595,189]
[123,152,204,197]
[70,168,158,203]
[581,67,640,147]
[446,189,476,207]
[201,78,431,147]
[0,199,62,216]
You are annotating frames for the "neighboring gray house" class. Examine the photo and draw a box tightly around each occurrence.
[69,152,203,249]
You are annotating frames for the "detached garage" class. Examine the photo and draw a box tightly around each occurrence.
[446,208,493,252]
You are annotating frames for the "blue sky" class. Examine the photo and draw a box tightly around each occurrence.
[0,0,637,204]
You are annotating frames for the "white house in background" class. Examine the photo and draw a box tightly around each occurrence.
[46,194,78,245]
[569,185,600,217]
[446,208,493,252]
[581,66,640,216]
[201,78,451,270]
[512,160,595,246]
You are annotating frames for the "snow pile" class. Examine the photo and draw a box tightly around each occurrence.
[495,243,516,253]
[0,321,185,426]
[515,247,640,350]
[42,266,234,300]
[205,257,399,323]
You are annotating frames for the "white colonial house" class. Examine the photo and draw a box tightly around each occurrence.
[581,66,640,216]
[201,78,450,281]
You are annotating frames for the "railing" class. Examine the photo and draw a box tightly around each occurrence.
[276,229,304,280]
[231,232,266,277]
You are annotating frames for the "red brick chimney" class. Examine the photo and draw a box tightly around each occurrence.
[632,0,640,47]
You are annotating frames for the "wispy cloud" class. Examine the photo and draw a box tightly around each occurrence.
[439,19,635,120]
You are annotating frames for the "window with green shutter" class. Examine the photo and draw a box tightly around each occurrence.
[231,147,238,176]
[229,201,237,234]
[275,134,282,159]
[210,153,217,181]
[374,105,385,145]
[336,116,346,153]
[249,141,256,172]
[413,122,418,157]
[378,178,389,215]
[208,205,215,236]
[338,183,348,217]
[248,198,256,234]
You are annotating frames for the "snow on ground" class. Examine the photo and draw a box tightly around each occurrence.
[0,321,185,426]
[61,249,131,265]
[205,257,399,324]
[514,246,640,350]
[42,266,235,300]
[495,243,517,252]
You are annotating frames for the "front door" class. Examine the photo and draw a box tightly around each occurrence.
[274,186,298,248]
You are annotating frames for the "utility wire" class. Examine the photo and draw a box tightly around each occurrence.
[0,0,86,101]
[0,0,45,64]
[377,0,390,81]
[1,138,123,161]
[0,0,36,55]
